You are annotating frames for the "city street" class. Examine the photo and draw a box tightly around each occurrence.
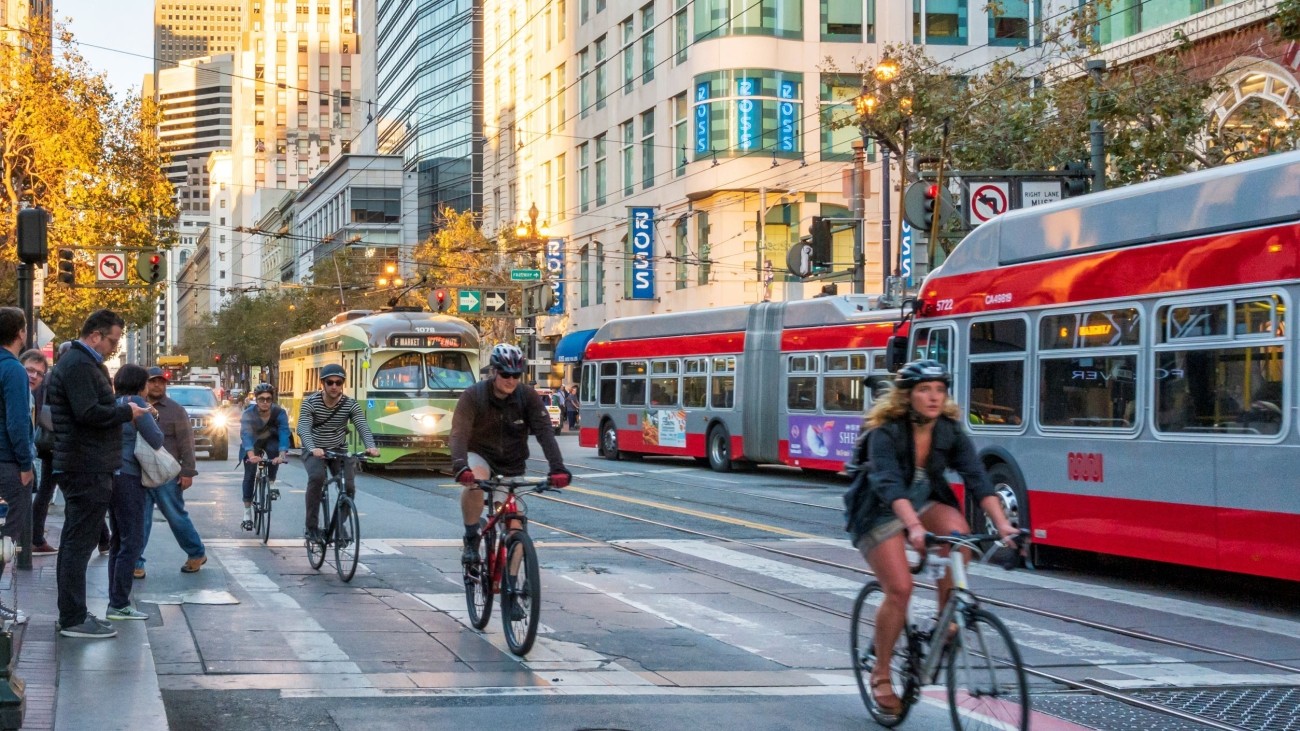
[21,430,1300,730]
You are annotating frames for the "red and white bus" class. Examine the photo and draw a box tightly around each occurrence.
[902,150,1300,581]
[577,296,904,472]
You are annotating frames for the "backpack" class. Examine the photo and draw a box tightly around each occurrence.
[841,427,875,533]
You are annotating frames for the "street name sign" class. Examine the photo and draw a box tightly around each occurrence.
[511,269,541,281]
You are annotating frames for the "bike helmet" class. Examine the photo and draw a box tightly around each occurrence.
[253,383,275,396]
[320,363,346,381]
[895,359,952,389]
[488,343,527,376]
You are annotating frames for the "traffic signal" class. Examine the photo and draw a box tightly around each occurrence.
[809,216,832,272]
[17,208,49,264]
[432,287,449,312]
[138,250,165,283]
[56,248,75,285]
[213,353,221,363]
[1063,162,1091,197]
[922,184,940,230]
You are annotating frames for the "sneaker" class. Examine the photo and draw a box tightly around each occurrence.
[89,614,112,629]
[31,542,58,555]
[461,534,480,565]
[181,556,207,573]
[508,596,527,621]
[243,506,253,523]
[59,616,117,638]
[0,603,27,625]
[106,605,149,621]
[133,567,146,580]
[304,528,323,544]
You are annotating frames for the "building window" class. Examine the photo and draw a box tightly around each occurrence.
[822,0,874,42]
[350,187,401,223]
[555,62,567,131]
[673,0,689,64]
[556,152,567,221]
[341,66,351,81]
[621,18,635,94]
[990,0,1038,46]
[580,0,589,24]
[641,108,655,189]
[558,0,567,40]
[640,4,656,82]
[697,211,710,285]
[578,143,590,212]
[595,36,609,110]
[595,133,608,206]
[674,215,688,289]
[621,120,636,197]
[820,74,861,162]
[579,244,590,307]
[693,70,803,159]
[319,65,329,81]
[579,50,591,118]
[913,0,967,45]
[671,93,688,176]
[595,240,606,304]
[694,0,802,41]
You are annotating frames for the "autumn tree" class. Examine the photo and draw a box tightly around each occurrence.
[0,22,176,340]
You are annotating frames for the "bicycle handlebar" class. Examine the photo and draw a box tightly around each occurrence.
[473,475,556,494]
[320,449,372,462]
[909,529,1030,575]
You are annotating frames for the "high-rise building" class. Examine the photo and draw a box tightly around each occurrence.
[369,0,483,241]
[1,0,52,48]
[154,1,243,74]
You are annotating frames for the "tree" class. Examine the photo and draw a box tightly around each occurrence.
[0,22,176,340]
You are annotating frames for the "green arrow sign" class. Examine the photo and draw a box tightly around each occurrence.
[510,269,541,281]
[458,289,482,313]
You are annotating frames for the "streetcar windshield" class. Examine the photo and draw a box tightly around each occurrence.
[371,351,475,392]
[425,352,475,391]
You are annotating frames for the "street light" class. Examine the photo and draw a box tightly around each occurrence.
[854,56,912,296]
[515,202,550,383]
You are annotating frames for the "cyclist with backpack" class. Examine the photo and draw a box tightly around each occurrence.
[450,344,572,565]
[296,364,379,542]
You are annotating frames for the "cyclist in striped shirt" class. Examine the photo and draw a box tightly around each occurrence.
[296,364,379,542]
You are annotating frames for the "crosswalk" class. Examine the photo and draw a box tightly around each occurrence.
[155,536,1300,701]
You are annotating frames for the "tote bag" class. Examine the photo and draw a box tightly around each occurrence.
[137,432,182,488]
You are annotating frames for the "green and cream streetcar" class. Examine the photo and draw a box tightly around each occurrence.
[278,308,480,468]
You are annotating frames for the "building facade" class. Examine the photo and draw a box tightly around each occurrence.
[154,0,244,73]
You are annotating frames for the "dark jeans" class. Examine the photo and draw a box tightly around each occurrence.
[303,453,353,531]
[138,477,205,569]
[0,461,32,551]
[567,409,579,430]
[241,451,281,502]
[107,472,147,609]
[56,472,112,628]
[35,459,110,548]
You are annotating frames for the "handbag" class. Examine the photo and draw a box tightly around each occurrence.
[136,432,182,488]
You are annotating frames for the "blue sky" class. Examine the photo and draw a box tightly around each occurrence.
[56,0,155,94]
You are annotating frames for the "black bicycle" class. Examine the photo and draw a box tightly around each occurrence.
[248,452,283,545]
[305,450,367,582]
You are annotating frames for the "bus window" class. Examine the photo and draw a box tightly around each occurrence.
[968,318,1026,427]
[581,363,597,403]
[425,352,475,391]
[711,356,736,409]
[1164,303,1229,341]
[620,361,648,406]
[1155,346,1285,436]
[1040,308,1141,349]
[1038,355,1137,429]
[650,359,680,406]
[911,326,952,369]
[373,353,424,391]
[682,358,707,408]
[1235,295,1283,337]
[822,353,866,413]
[787,354,818,411]
[599,363,618,405]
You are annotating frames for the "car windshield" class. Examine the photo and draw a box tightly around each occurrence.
[168,388,218,408]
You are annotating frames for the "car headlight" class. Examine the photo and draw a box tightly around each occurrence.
[211,413,228,429]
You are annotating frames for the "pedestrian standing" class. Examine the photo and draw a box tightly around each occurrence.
[0,308,36,624]
[105,364,162,621]
[566,384,580,431]
[30,345,59,556]
[553,386,567,432]
[19,349,51,566]
[46,309,148,639]
[135,367,206,578]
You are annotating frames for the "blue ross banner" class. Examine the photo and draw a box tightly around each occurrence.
[900,220,913,286]
[694,82,710,155]
[736,77,758,151]
[629,207,655,300]
[545,238,565,314]
[777,80,797,152]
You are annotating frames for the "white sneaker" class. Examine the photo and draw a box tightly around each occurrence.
[243,506,253,523]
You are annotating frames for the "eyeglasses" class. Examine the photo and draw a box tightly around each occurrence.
[24,366,45,378]
[498,372,522,380]
[322,379,344,387]
[256,396,274,402]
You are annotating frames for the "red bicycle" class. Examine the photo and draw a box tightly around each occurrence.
[462,474,558,656]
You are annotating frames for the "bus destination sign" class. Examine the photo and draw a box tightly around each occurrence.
[389,334,461,348]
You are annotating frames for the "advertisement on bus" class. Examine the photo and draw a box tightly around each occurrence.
[787,415,860,462]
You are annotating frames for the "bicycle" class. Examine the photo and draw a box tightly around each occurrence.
[305,450,367,582]
[246,452,283,545]
[462,474,559,656]
[850,531,1030,731]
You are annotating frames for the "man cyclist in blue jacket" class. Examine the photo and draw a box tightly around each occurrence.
[238,383,289,530]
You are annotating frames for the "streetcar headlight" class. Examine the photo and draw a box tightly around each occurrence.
[412,412,439,433]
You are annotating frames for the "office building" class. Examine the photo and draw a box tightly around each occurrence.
[154,0,243,73]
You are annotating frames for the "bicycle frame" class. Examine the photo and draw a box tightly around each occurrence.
[478,487,528,592]
[909,550,975,685]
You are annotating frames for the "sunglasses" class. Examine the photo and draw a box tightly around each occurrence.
[322,379,344,387]
[256,396,273,402]
[498,372,522,380]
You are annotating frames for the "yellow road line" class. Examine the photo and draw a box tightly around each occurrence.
[562,485,819,539]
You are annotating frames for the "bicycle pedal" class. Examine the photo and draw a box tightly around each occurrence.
[241,520,252,531]
[269,489,280,500]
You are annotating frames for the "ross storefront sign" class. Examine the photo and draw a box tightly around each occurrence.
[736,77,758,151]
[545,238,565,315]
[629,207,655,300]
[777,80,797,152]
[694,82,710,154]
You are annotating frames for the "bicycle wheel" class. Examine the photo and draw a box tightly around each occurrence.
[333,495,361,582]
[464,528,495,629]
[259,473,273,545]
[306,486,330,570]
[252,471,266,536]
[945,608,1029,731]
[850,581,917,727]
[501,531,541,656]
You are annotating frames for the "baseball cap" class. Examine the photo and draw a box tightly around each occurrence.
[146,366,169,380]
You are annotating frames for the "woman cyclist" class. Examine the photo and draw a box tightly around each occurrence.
[845,359,1018,716]
[238,383,289,530]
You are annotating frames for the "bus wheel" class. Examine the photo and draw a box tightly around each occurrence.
[601,420,621,461]
[984,463,1028,535]
[707,425,732,473]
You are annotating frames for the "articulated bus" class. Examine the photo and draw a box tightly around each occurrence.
[577,296,904,472]
[904,150,1300,581]
[278,308,480,469]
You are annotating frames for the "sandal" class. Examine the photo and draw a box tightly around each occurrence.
[871,676,903,715]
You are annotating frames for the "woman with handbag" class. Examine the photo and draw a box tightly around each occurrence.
[108,364,167,622]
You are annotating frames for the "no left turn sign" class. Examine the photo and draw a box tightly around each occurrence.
[97,252,127,282]
[969,182,1010,225]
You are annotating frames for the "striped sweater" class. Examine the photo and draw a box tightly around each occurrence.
[295,392,376,451]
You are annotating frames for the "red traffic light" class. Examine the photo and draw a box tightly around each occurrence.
[150,255,161,265]
[213,353,222,363]
[925,184,939,198]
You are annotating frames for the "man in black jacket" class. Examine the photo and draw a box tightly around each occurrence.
[45,309,148,639]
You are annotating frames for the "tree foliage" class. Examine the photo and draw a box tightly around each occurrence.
[0,23,176,340]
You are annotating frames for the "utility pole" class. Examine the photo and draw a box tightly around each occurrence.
[1087,59,1107,192]
[850,140,866,296]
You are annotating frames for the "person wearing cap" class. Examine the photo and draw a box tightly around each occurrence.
[238,383,289,530]
[295,364,378,542]
[136,366,206,577]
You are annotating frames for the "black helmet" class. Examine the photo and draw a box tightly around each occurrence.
[253,383,275,396]
[489,343,526,375]
[896,359,951,389]
[320,363,346,382]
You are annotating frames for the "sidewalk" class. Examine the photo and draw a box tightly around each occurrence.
[8,504,168,731]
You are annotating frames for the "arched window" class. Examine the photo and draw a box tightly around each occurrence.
[1210,61,1298,159]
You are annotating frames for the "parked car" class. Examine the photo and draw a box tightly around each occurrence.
[167,385,230,460]
[536,389,563,435]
